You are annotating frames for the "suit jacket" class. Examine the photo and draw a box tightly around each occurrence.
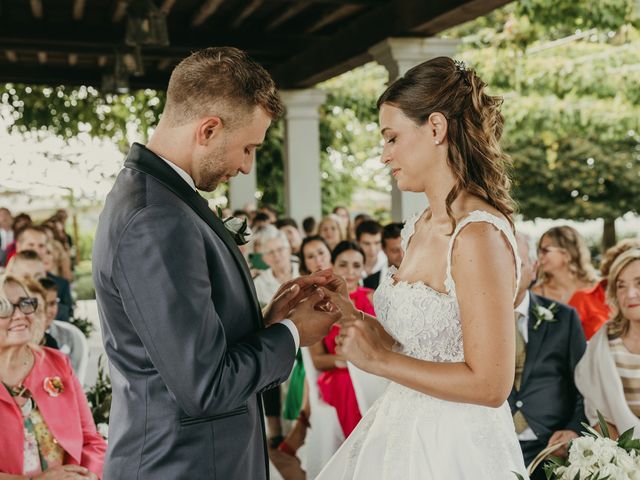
[0,348,106,475]
[363,270,381,290]
[508,292,587,456]
[47,271,74,322]
[92,143,296,479]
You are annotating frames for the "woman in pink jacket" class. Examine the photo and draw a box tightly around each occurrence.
[0,274,106,479]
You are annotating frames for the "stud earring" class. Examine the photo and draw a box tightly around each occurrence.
[435,140,440,145]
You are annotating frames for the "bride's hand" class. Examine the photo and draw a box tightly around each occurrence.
[335,316,389,374]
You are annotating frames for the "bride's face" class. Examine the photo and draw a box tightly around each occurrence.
[379,104,440,193]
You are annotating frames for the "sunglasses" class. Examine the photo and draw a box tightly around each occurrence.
[0,297,38,319]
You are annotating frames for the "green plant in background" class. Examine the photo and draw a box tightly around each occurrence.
[85,355,112,438]
[69,315,95,338]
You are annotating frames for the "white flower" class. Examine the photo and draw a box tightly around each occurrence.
[616,450,637,474]
[97,422,109,439]
[592,437,619,464]
[539,306,554,320]
[569,436,598,468]
[224,216,246,234]
[222,216,252,245]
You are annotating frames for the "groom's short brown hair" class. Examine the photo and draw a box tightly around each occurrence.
[164,47,284,127]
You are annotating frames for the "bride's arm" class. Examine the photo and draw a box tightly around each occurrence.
[338,223,517,408]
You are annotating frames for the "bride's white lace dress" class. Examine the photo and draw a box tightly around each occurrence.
[317,210,529,479]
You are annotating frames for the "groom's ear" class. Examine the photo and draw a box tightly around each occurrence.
[196,116,223,145]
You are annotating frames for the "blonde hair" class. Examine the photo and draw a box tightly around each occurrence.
[538,226,598,284]
[318,215,347,244]
[0,275,44,351]
[607,248,640,339]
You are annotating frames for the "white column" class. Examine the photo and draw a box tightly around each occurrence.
[281,89,327,226]
[369,37,460,222]
[228,168,257,211]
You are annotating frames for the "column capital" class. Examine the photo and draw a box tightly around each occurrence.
[369,37,461,81]
[281,88,327,119]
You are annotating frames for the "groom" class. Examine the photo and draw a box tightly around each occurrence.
[93,47,341,479]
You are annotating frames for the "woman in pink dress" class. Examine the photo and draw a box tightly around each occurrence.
[310,241,375,436]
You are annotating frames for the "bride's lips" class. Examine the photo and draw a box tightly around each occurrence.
[391,168,401,177]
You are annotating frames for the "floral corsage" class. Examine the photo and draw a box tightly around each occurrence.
[532,302,559,331]
[217,207,252,246]
[43,376,64,397]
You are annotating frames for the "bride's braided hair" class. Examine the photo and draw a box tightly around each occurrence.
[377,56,515,233]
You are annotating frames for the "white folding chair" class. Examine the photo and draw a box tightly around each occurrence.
[51,320,89,385]
[347,361,389,414]
[299,347,345,479]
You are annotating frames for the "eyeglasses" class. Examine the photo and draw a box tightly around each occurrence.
[537,246,564,256]
[263,246,288,257]
[0,297,38,319]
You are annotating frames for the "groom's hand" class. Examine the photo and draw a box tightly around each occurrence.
[263,269,335,326]
[289,288,341,347]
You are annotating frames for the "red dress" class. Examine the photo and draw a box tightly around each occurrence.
[569,280,610,340]
[317,287,375,437]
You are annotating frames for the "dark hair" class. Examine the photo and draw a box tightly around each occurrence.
[15,225,47,243]
[13,250,42,262]
[302,216,317,235]
[331,241,365,264]
[259,204,278,215]
[165,47,284,127]
[298,235,331,274]
[39,277,58,293]
[12,213,32,233]
[275,218,299,230]
[354,213,371,224]
[382,222,404,248]
[252,212,271,224]
[355,220,383,241]
[377,56,515,233]
[232,209,248,217]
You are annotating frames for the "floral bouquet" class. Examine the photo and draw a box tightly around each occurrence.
[516,413,640,480]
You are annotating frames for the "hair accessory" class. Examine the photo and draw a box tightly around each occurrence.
[454,59,470,86]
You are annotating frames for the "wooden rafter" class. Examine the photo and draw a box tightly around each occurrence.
[160,0,177,15]
[192,0,224,27]
[37,51,47,63]
[72,0,86,20]
[157,58,172,70]
[97,55,108,67]
[6,50,18,62]
[112,0,131,23]
[266,2,309,31]
[231,0,262,28]
[30,0,43,19]
[68,53,78,66]
[306,4,362,33]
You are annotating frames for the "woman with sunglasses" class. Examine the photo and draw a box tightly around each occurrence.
[0,274,106,479]
[532,226,598,320]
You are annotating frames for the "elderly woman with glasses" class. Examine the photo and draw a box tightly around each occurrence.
[575,249,640,439]
[0,275,106,479]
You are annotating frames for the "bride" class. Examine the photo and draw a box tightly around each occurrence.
[318,57,529,479]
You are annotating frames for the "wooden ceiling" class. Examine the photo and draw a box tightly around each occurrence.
[0,0,511,90]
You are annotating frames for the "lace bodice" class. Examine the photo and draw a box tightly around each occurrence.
[373,210,521,363]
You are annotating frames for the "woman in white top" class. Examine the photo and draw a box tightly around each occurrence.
[253,225,300,308]
[575,248,640,439]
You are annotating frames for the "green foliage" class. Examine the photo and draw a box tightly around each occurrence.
[74,260,96,301]
[85,355,112,430]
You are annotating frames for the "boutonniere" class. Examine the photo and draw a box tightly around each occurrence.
[531,303,559,331]
[217,207,252,246]
[43,376,64,397]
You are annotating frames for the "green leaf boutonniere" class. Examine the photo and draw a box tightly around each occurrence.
[532,302,559,331]
[217,207,252,246]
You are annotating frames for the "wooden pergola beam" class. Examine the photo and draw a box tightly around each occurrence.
[72,0,86,21]
[305,4,362,34]
[68,53,78,66]
[112,0,131,23]
[266,2,309,31]
[6,50,18,62]
[37,51,47,64]
[160,0,177,15]
[192,0,225,27]
[231,0,262,28]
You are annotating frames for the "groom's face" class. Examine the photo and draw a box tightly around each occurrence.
[194,106,271,192]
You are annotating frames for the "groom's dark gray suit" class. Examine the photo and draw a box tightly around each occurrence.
[93,143,296,479]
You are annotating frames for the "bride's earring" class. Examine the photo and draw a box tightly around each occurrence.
[435,140,440,145]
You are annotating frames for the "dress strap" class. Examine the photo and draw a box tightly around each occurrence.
[399,210,424,253]
[444,211,521,300]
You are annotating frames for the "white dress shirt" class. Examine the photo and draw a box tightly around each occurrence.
[158,155,299,350]
[514,292,537,441]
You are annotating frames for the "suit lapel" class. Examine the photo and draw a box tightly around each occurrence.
[123,143,262,326]
[520,291,549,388]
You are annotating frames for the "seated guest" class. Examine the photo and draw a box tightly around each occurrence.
[21,278,59,350]
[532,225,598,306]
[0,274,106,478]
[575,248,640,440]
[275,218,303,255]
[0,207,13,264]
[356,220,386,278]
[332,205,353,241]
[251,212,272,231]
[1,213,32,267]
[364,222,404,290]
[299,235,332,275]
[14,226,73,321]
[311,241,372,437]
[510,234,587,480]
[253,226,299,308]
[302,216,317,237]
[317,214,346,252]
[570,239,640,340]
[6,250,47,280]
